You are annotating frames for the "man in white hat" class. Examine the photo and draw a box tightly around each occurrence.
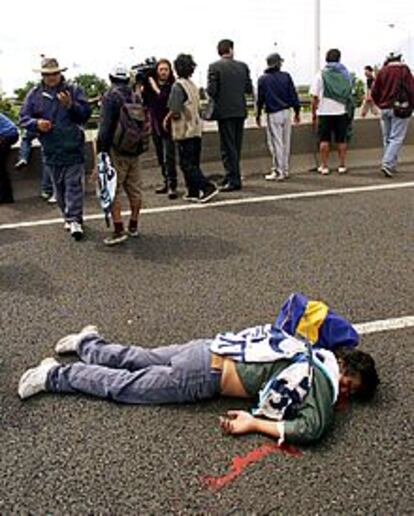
[20,58,91,240]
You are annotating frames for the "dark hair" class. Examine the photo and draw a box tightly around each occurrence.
[326,48,341,63]
[109,76,129,85]
[218,39,234,56]
[173,54,196,79]
[334,348,380,401]
[156,58,174,81]
[364,65,373,72]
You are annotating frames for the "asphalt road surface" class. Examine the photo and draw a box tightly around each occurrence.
[1,162,413,514]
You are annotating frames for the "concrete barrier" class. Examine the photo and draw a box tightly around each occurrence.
[6,117,414,185]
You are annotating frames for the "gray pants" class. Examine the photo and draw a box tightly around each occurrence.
[380,109,411,169]
[49,163,85,223]
[46,335,221,404]
[266,110,292,175]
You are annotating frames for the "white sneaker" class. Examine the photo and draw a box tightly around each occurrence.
[265,171,278,181]
[318,166,330,175]
[338,166,348,174]
[283,170,290,179]
[64,221,71,231]
[47,194,57,204]
[18,357,59,400]
[55,325,99,354]
[70,221,83,241]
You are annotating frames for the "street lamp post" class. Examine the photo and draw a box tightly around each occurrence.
[314,0,321,74]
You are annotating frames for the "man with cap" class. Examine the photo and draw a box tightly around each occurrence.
[256,53,301,181]
[371,51,414,177]
[96,64,145,245]
[20,58,91,240]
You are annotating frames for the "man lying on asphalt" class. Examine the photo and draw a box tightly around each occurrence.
[18,324,379,445]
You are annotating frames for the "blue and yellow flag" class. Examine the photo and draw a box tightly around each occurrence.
[274,292,359,350]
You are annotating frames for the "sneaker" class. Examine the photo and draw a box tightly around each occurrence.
[70,221,83,241]
[168,187,178,200]
[183,193,200,202]
[103,231,128,246]
[199,184,219,204]
[265,171,278,181]
[55,324,99,354]
[155,184,168,194]
[40,191,51,200]
[338,166,348,174]
[318,166,330,175]
[64,221,71,231]
[128,222,140,238]
[284,170,290,179]
[18,357,59,400]
[381,165,393,178]
[47,194,57,204]
[15,159,28,170]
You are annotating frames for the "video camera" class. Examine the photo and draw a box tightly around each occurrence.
[132,57,157,84]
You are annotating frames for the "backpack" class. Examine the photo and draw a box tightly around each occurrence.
[393,67,413,119]
[112,90,150,156]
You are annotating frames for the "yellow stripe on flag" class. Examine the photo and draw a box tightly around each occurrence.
[296,301,329,343]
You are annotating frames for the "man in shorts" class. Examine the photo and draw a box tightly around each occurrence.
[310,49,353,175]
[97,65,144,245]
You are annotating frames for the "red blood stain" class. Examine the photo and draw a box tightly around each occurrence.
[201,442,302,491]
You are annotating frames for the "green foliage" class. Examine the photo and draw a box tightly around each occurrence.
[73,73,108,98]
[14,81,37,103]
[350,72,365,107]
[0,95,19,123]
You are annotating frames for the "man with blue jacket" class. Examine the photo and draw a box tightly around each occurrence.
[20,58,91,240]
[256,53,301,181]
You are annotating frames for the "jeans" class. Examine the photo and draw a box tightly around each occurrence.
[46,335,221,404]
[49,163,85,223]
[380,109,411,169]
[266,110,292,175]
[177,137,212,197]
[218,117,245,187]
[19,131,54,195]
[152,133,177,189]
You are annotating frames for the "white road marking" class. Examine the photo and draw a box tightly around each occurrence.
[354,316,414,335]
[1,181,413,231]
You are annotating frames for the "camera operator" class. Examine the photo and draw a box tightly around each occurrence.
[142,59,178,199]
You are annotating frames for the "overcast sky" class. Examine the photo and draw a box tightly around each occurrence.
[1,0,414,94]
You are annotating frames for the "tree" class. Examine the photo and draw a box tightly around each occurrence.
[73,73,108,99]
[14,81,37,103]
[350,72,365,107]
[0,95,19,123]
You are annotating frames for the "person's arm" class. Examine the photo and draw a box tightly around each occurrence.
[68,86,92,125]
[220,411,283,439]
[256,78,265,126]
[19,90,42,133]
[309,74,321,126]
[245,64,254,95]
[207,64,219,100]
[370,71,382,105]
[288,75,301,123]
[96,94,119,154]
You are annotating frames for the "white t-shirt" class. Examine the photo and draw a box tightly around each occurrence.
[310,72,346,116]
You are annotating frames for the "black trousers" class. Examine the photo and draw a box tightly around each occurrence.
[177,137,211,197]
[0,143,14,203]
[218,117,245,188]
[152,133,177,189]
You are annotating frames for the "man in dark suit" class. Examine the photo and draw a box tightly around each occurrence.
[207,39,253,191]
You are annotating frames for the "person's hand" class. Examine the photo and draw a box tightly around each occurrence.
[162,116,171,133]
[57,91,73,108]
[312,114,318,130]
[37,119,52,133]
[148,77,161,95]
[294,113,301,125]
[255,116,262,128]
[219,410,256,435]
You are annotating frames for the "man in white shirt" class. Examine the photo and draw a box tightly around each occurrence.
[310,49,352,175]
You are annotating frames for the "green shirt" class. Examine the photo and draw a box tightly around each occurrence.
[235,360,334,444]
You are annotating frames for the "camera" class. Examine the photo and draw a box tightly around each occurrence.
[132,57,157,84]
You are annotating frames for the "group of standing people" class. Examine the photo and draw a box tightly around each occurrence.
[1,40,413,243]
